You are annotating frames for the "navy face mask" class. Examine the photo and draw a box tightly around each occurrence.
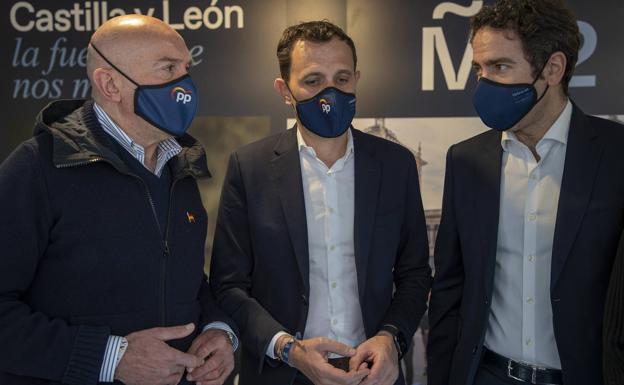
[90,44,198,137]
[472,65,549,131]
[292,86,356,138]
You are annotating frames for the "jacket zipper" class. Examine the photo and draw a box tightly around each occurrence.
[161,239,170,326]
[58,158,185,327]
[160,178,179,326]
[56,158,104,168]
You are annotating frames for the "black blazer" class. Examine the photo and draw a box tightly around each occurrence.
[427,105,624,385]
[604,230,624,385]
[210,128,432,385]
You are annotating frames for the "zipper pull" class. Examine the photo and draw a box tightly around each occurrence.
[163,240,170,257]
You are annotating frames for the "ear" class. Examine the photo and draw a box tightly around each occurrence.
[354,69,361,86]
[544,51,567,87]
[274,78,293,106]
[92,68,122,103]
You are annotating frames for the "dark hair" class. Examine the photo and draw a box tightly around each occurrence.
[471,0,581,94]
[277,20,357,83]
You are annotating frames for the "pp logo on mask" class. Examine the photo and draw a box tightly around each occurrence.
[319,98,332,114]
[171,87,193,104]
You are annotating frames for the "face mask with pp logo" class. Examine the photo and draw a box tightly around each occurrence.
[293,86,356,138]
[472,63,549,132]
[91,44,198,137]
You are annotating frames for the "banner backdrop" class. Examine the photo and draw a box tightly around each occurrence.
[3,0,623,160]
[2,1,623,384]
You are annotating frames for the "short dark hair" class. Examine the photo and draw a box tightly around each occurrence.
[471,0,581,94]
[276,20,357,83]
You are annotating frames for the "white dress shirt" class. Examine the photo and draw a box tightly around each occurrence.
[484,100,573,369]
[266,127,367,358]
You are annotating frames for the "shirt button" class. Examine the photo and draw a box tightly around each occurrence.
[332,319,338,325]
[529,174,537,180]
[526,338,533,346]
[329,245,336,251]
[528,255,535,262]
[331,282,337,289]
[526,297,534,304]
[528,213,537,221]
[328,207,335,214]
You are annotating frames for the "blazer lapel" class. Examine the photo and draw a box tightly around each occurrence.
[475,132,504,297]
[270,128,310,294]
[551,106,604,290]
[352,130,382,305]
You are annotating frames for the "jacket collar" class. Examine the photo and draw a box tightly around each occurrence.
[270,127,382,308]
[477,102,604,294]
[35,99,211,180]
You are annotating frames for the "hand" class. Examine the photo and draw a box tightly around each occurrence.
[185,329,235,385]
[349,333,398,385]
[288,337,370,385]
[114,323,204,385]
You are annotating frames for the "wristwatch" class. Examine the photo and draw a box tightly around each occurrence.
[379,324,408,360]
[277,334,296,367]
[223,330,236,347]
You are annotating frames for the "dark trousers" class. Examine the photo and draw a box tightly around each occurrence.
[293,372,314,385]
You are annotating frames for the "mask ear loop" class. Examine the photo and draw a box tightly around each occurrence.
[283,81,299,104]
[532,56,552,104]
[283,81,303,128]
[89,43,140,87]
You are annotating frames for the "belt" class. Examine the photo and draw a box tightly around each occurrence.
[482,348,563,385]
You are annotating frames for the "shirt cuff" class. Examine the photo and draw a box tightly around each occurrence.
[203,322,239,352]
[266,331,290,359]
[99,335,124,382]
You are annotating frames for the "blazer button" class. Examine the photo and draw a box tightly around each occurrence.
[301,294,308,305]
[472,346,478,354]
[484,297,489,305]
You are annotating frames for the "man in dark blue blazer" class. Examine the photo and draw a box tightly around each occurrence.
[427,1,624,385]
[210,21,432,385]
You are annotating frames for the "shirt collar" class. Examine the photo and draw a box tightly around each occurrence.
[93,102,182,176]
[296,126,354,160]
[501,99,572,151]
